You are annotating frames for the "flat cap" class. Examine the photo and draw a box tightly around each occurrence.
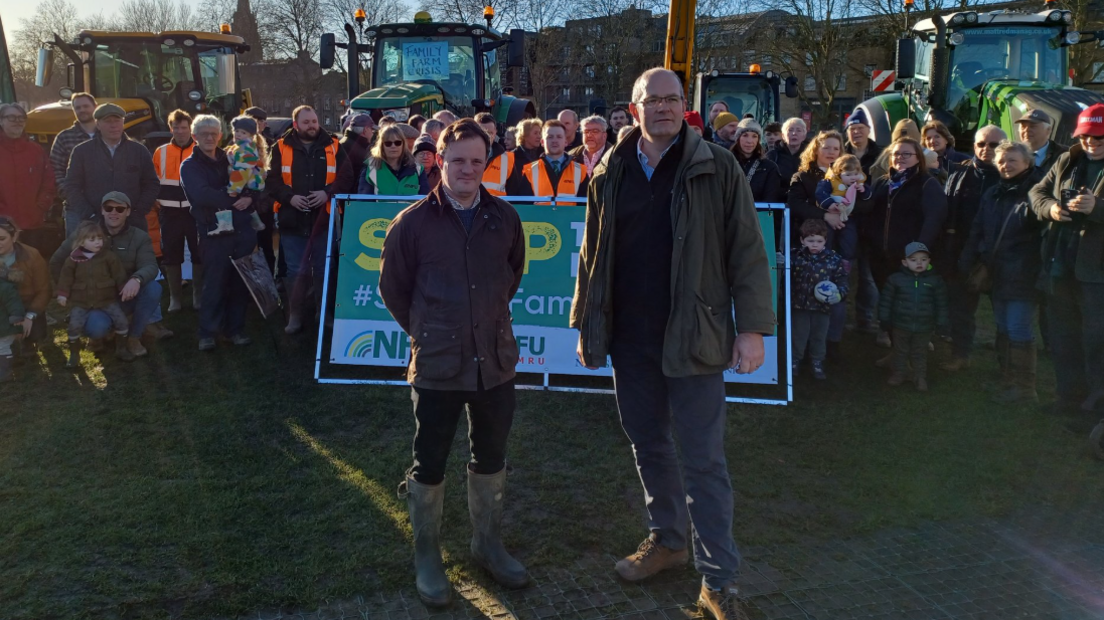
[1015,109,1052,125]
[93,103,126,120]
[100,191,132,207]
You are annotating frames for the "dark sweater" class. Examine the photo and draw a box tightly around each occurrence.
[611,136,685,349]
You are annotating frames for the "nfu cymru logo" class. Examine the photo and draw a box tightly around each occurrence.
[345,331,375,358]
[343,330,411,360]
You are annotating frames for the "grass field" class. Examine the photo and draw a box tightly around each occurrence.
[2,303,1101,619]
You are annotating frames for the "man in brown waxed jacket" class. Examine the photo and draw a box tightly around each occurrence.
[378,119,529,608]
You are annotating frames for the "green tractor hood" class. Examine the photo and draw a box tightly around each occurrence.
[981,80,1104,147]
[348,82,446,115]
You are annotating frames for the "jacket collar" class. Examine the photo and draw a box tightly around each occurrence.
[605,122,707,178]
[281,127,335,151]
[426,183,499,216]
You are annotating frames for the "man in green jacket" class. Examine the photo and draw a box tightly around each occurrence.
[51,192,172,356]
[570,68,774,620]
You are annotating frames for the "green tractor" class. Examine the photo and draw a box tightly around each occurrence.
[695,67,798,128]
[854,5,1104,148]
[0,15,15,103]
[320,10,535,128]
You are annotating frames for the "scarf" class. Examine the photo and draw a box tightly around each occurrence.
[69,247,96,263]
[887,165,918,196]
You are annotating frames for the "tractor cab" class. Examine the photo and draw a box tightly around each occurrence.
[862,7,1104,147]
[324,11,534,127]
[695,66,798,128]
[28,29,249,146]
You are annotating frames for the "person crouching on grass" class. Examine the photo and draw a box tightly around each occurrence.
[791,218,848,380]
[56,221,134,366]
[377,119,529,607]
[878,242,949,391]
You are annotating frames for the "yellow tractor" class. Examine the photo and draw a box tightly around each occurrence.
[27,27,251,148]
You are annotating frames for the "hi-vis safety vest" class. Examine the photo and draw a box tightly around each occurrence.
[366,163,420,196]
[152,141,195,208]
[481,151,515,196]
[274,136,340,213]
[523,158,583,205]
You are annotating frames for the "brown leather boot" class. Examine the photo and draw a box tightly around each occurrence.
[614,534,688,582]
[698,583,750,620]
[127,336,148,357]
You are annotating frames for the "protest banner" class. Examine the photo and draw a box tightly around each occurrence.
[320,198,791,403]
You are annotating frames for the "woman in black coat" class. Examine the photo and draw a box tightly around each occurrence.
[863,137,949,289]
[730,119,782,203]
[959,141,1043,404]
[786,130,847,354]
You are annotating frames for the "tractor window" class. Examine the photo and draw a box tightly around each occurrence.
[915,39,933,78]
[198,48,239,115]
[92,41,196,121]
[484,47,501,100]
[946,27,1065,112]
[378,36,477,105]
[703,76,774,124]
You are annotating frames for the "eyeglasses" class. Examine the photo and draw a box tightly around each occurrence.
[634,95,683,110]
[383,140,403,147]
[1,115,27,123]
[582,129,604,135]
[196,131,220,139]
[976,141,1001,149]
[102,205,129,213]
[891,151,917,159]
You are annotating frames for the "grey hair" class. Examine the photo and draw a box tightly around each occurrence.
[192,114,223,134]
[631,68,683,104]
[617,125,634,142]
[432,110,457,123]
[782,117,807,134]
[423,119,445,134]
[995,140,1032,164]
[0,103,27,118]
[975,124,1007,142]
[581,114,608,131]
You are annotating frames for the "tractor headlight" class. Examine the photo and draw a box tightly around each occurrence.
[1062,11,1073,23]
[188,90,202,101]
[1066,31,1082,45]
[951,13,965,24]
[949,32,966,46]
[382,108,409,121]
[965,12,977,23]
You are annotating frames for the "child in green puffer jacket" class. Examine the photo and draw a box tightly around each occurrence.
[878,241,949,391]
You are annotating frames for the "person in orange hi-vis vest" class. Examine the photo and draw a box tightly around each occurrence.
[475,112,527,197]
[151,109,202,313]
[520,120,588,205]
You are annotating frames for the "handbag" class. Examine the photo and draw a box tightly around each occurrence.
[965,204,1017,294]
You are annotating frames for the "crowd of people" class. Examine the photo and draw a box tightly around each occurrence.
[1,65,1103,620]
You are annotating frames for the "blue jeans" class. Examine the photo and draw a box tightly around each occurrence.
[83,281,163,338]
[284,229,329,315]
[947,274,980,358]
[991,298,1037,344]
[610,341,740,590]
[855,249,879,324]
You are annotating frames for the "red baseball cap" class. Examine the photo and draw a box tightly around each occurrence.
[683,111,704,132]
[1072,103,1104,138]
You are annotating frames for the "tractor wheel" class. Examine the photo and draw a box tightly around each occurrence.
[1090,420,1104,461]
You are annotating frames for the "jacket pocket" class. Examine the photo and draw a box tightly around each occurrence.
[496,316,519,370]
[692,300,732,367]
[411,322,462,380]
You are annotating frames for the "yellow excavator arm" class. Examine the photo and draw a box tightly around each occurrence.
[664,0,697,98]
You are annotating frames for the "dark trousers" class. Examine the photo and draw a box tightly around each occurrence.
[160,207,201,266]
[792,309,830,363]
[197,232,254,339]
[1047,278,1104,404]
[410,378,516,485]
[855,249,879,325]
[610,342,740,590]
[892,328,931,380]
[946,274,980,359]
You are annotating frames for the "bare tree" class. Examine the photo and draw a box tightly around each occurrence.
[266,0,325,60]
[1056,0,1104,86]
[758,0,873,126]
[111,0,203,32]
[417,0,519,30]
[569,0,664,107]
[10,0,84,86]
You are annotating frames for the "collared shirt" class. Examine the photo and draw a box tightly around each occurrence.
[636,135,681,181]
[581,145,606,176]
[104,139,121,157]
[1034,142,1049,168]
[543,153,569,173]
